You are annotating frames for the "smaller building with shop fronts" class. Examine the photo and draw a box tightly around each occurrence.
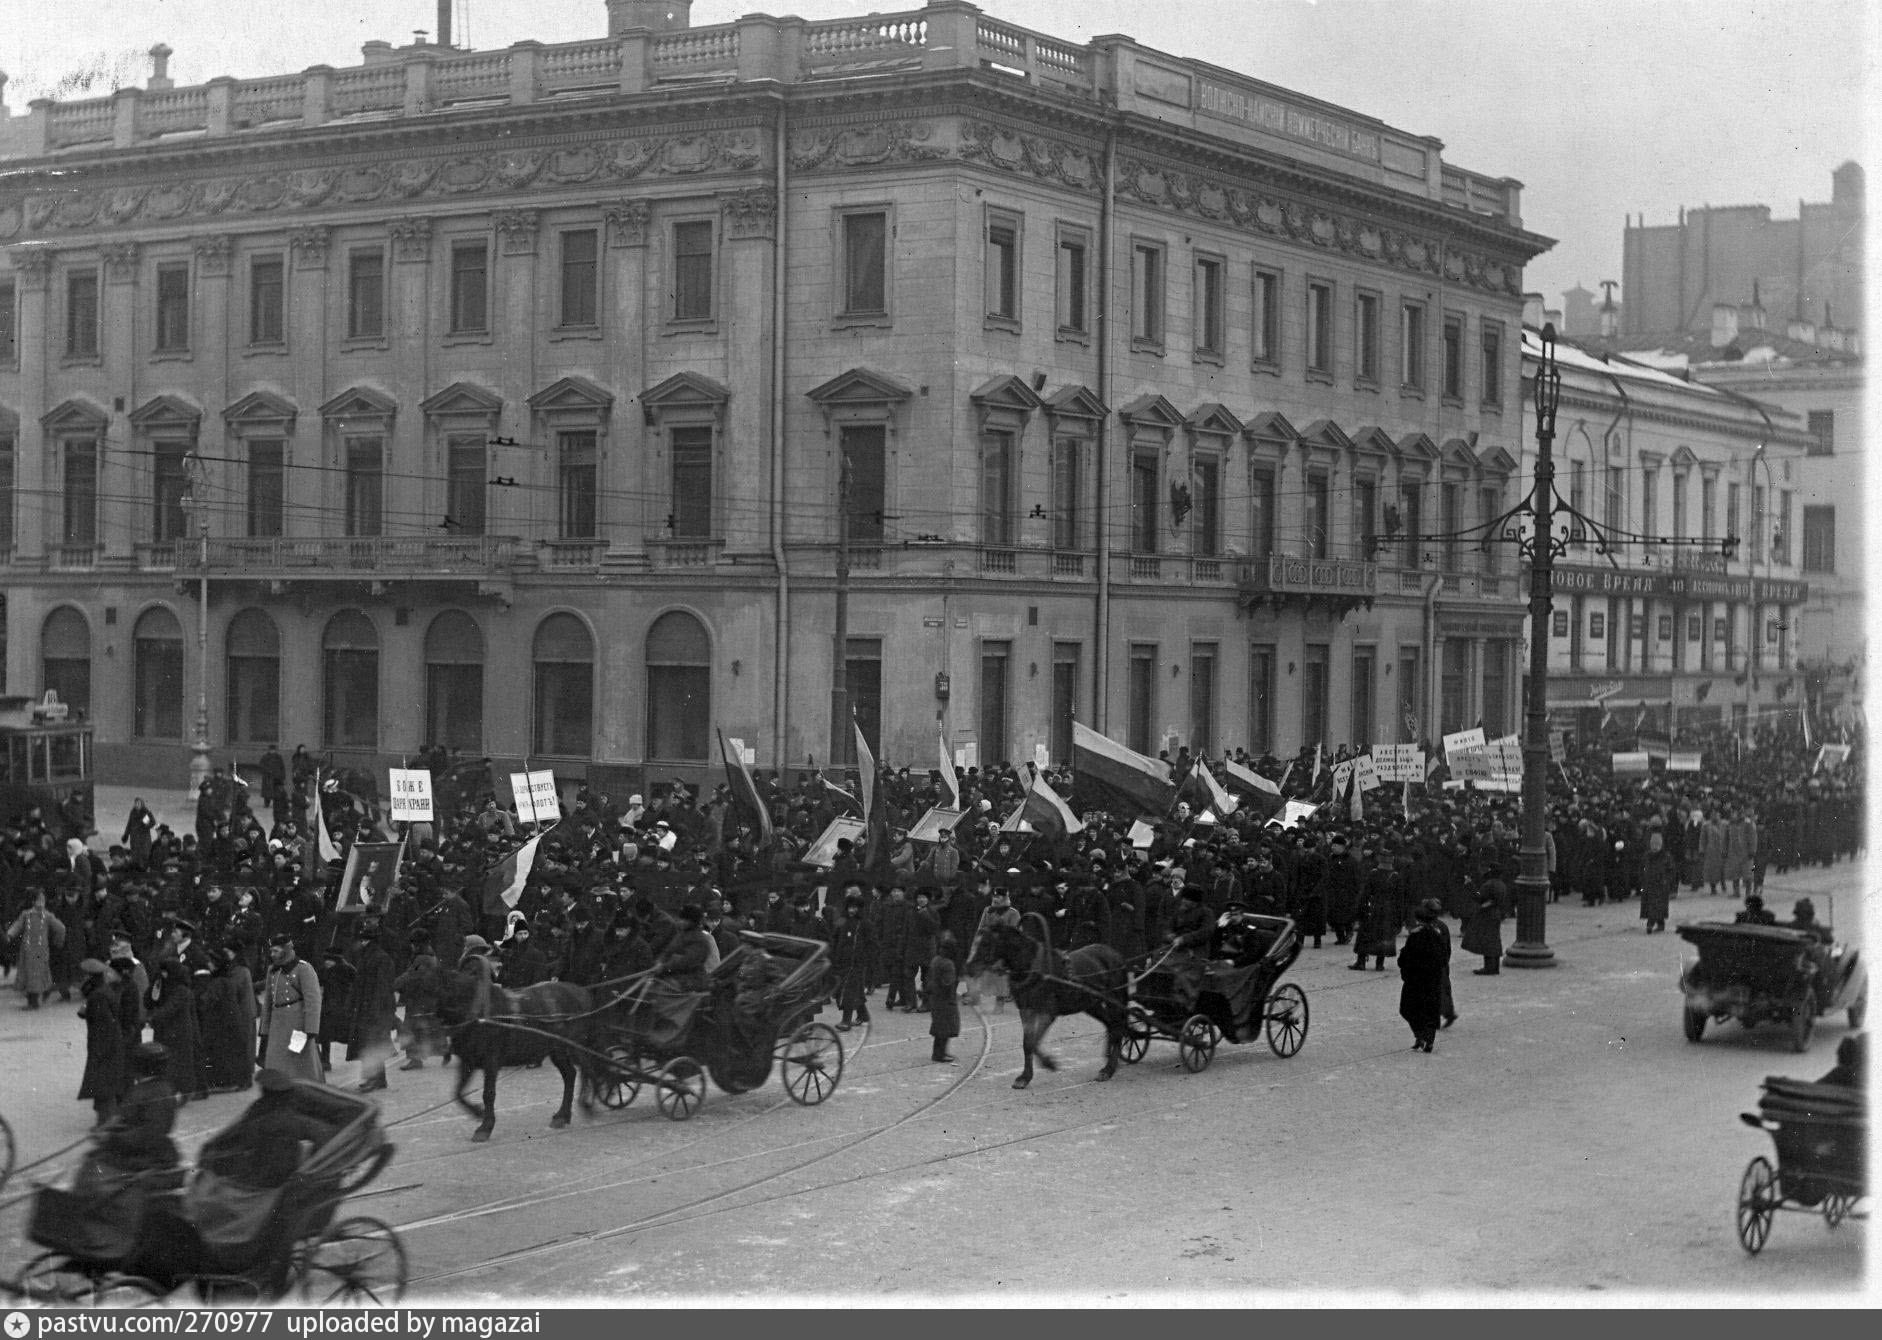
[1518,326,1813,747]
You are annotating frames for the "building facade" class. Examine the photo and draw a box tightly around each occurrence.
[0,0,1549,792]
[1521,327,1814,743]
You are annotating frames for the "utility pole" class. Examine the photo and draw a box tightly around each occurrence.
[829,450,851,768]
[182,455,212,805]
[1506,326,1561,968]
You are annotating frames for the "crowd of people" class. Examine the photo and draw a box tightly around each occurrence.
[1,714,1864,1112]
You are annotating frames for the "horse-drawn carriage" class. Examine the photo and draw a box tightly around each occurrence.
[1734,1070,1867,1254]
[588,931,846,1120]
[1678,919,1866,1052]
[10,1080,406,1305]
[1123,911,1310,1071]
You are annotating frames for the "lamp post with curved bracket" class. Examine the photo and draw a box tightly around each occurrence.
[180,452,211,805]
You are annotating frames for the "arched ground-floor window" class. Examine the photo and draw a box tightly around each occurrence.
[323,609,379,749]
[532,613,593,758]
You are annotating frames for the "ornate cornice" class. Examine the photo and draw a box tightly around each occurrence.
[789,120,950,174]
[102,241,140,283]
[290,225,330,270]
[389,216,432,263]
[495,209,540,256]
[720,187,776,241]
[192,234,233,277]
[604,199,649,249]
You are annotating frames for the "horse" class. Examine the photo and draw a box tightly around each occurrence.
[967,911,1128,1089]
[429,961,604,1142]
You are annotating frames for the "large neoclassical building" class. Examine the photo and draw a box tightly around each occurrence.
[0,0,1549,792]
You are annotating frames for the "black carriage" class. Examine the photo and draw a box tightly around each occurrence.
[11,1081,406,1306]
[1678,920,1867,1052]
[1734,1071,1867,1254]
[591,931,845,1121]
[1121,911,1310,1072]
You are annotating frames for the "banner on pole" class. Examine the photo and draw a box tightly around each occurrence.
[387,769,434,823]
[1668,751,1704,772]
[508,772,536,824]
[526,770,561,823]
[1442,727,1487,763]
[1610,751,1651,775]
[1355,753,1381,792]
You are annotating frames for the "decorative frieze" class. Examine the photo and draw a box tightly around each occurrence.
[790,120,949,173]
[495,209,540,256]
[389,216,433,262]
[604,199,649,249]
[720,187,776,241]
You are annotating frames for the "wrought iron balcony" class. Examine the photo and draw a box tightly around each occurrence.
[1238,553,1377,617]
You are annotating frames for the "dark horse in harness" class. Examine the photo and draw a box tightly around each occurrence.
[967,912,1128,1089]
[430,961,603,1142]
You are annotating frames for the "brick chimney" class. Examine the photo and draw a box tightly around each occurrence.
[1710,302,1739,349]
[148,43,174,91]
[607,0,693,33]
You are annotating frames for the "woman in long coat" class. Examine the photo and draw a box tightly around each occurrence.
[1397,902,1450,1052]
[6,889,66,1008]
[831,897,876,1031]
[77,959,126,1124]
[1350,862,1401,971]
[348,924,400,1092]
[196,948,256,1093]
[1288,847,1328,949]
[1639,832,1676,933]
[927,932,960,1063]
[1460,878,1506,974]
[145,960,205,1101]
[122,799,158,869]
[1700,814,1729,894]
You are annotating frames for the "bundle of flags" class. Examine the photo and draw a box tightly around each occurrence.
[1179,758,1239,820]
[1072,721,1176,820]
[718,729,774,845]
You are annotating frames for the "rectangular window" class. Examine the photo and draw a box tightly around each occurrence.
[347,250,385,339]
[1726,482,1742,551]
[845,638,882,764]
[1193,254,1223,356]
[557,431,598,540]
[0,436,12,553]
[0,279,14,364]
[1127,645,1157,756]
[1672,474,1689,539]
[1398,649,1420,742]
[1480,486,1502,572]
[1050,644,1080,768]
[248,256,284,344]
[1350,648,1375,752]
[449,242,488,334]
[1701,477,1717,542]
[62,440,97,547]
[1249,647,1275,755]
[1130,453,1159,552]
[65,271,99,357]
[1604,465,1625,533]
[1441,482,1462,571]
[1399,483,1423,568]
[1441,640,1469,733]
[1400,301,1425,389]
[1302,644,1330,747]
[1355,478,1378,557]
[1481,642,1508,737]
[1807,410,1834,456]
[979,430,1016,547]
[1250,466,1276,559]
[1056,229,1088,334]
[840,212,887,316]
[985,216,1019,322]
[446,437,487,537]
[1189,644,1217,756]
[670,426,713,539]
[841,424,886,543]
[1752,485,1766,561]
[1050,437,1083,549]
[1775,491,1792,564]
[343,437,383,537]
[152,443,190,543]
[1306,280,1333,374]
[1802,505,1835,573]
[1192,456,1220,556]
[1480,322,1503,405]
[1131,242,1164,346]
[1252,268,1280,366]
[1641,471,1658,540]
[1569,465,1587,546]
[154,263,190,351]
[978,642,1010,767]
[559,229,599,328]
[1355,291,1380,383]
[673,219,714,321]
[246,439,284,538]
[1441,314,1463,399]
[1306,472,1331,559]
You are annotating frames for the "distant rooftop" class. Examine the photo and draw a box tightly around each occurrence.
[0,0,1527,229]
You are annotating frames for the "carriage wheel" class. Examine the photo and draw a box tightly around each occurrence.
[656,1057,707,1121]
[1849,989,1867,1030]
[1682,1007,1707,1043]
[294,1216,409,1306]
[781,1022,844,1106]
[1120,1004,1152,1064]
[593,1043,644,1110]
[1736,1157,1778,1255]
[15,1254,166,1307]
[1790,990,1817,1053]
[1265,984,1310,1058]
[1178,1016,1219,1073]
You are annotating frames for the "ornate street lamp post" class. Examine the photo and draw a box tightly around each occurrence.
[182,457,212,804]
[1506,326,1562,968]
